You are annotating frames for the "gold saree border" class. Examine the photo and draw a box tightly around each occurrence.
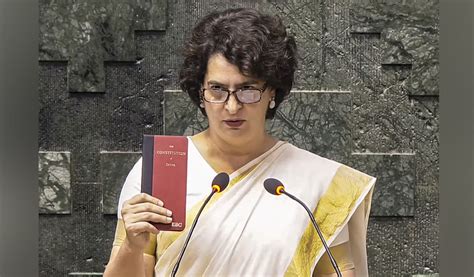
[284,165,373,277]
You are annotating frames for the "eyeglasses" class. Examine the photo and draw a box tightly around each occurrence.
[202,83,268,104]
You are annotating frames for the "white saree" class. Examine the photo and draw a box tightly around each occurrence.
[116,138,376,277]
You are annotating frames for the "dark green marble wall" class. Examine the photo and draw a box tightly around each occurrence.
[39,0,439,276]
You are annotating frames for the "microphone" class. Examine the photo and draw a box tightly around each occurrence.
[171,172,230,277]
[264,178,342,277]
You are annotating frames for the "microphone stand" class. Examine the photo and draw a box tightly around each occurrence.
[171,189,216,277]
[282,190,342,277]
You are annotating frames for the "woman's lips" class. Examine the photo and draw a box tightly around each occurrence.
[223,120,245,128]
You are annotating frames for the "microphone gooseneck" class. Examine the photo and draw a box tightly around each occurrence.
[263,178,342,277]
[171,172,230,277]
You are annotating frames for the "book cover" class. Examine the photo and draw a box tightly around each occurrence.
[142,135,188,231]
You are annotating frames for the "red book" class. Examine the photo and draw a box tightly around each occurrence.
[142,135,188,231]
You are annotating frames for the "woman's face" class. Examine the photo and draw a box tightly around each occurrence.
[202,53,274,145]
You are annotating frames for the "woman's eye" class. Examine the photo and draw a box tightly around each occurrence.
[241,86,256,91]
[210,85,224,91]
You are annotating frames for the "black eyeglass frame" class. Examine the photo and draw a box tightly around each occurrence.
[201,83,268,104]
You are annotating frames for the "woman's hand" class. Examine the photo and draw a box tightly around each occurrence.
[121,193,173,251]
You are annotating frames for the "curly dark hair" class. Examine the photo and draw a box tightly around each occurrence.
[179,8,298,119]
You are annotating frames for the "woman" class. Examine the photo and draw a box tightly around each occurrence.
[104,8,375,277]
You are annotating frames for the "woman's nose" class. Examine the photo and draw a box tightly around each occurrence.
[224,93,242,114]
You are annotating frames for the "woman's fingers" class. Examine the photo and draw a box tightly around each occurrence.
[119,193,170,251]
[126,193,164,206]
[126,202,172,217]
[126,221,160,235]
[120,192,173,251]
[126,211,173,225]
[122,193,172,220]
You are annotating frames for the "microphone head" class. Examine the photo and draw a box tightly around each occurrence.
[264,178,285,195]
[211,172,230,193]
